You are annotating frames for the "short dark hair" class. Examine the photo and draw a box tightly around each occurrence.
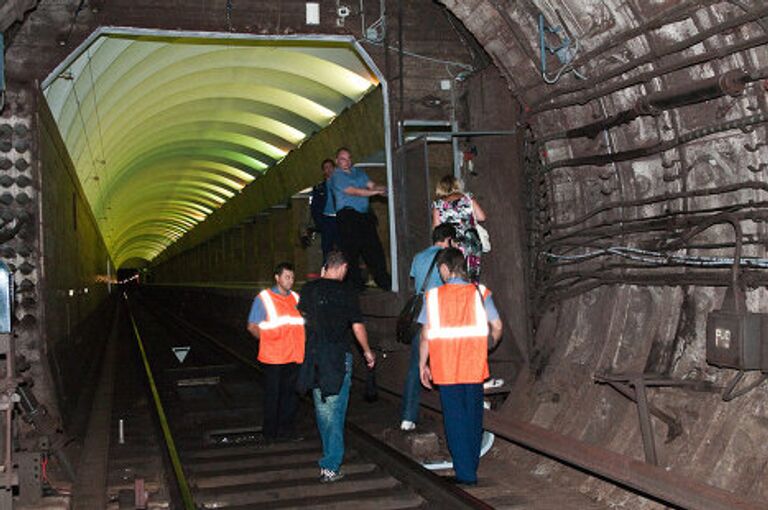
[273,262,294,276]
[436,247,466,279]
[335,147,351,157]
[321,158,334,169]
[432,223,456,244]
[324,250,347,269]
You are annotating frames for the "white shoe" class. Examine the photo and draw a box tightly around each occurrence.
[483,399,491,410]
[483,378,504,389]
[319,468,345,483]
[400,420,416,431]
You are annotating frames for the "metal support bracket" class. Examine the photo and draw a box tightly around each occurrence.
[595,372,718,465]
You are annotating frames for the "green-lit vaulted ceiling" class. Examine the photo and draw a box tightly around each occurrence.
[42,30,378,267]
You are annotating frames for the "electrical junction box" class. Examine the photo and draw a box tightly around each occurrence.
[706,310,768,371]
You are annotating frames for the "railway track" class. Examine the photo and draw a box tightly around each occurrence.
[121,293,492,509]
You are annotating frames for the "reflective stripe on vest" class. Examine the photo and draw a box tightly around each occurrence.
[258,290,305,329]
[424,283,490,385]
[425,284,489,340]
[257,290,305,365]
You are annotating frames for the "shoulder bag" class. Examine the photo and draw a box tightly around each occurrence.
[468,194,491,253]
[396,252,440,344]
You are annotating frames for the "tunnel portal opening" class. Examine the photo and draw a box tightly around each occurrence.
[39,27,391,277]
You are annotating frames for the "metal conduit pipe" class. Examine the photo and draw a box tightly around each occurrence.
[542,270,768,307]
[547,181,768,231]
[533,31,768,115]
[520,0,714,98]
[542,69,750,142]
[666,213,745,316]
[541,208,768,253]
[530,4,768,113]
[544,112,768,172]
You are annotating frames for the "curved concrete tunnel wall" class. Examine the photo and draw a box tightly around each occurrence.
[440,0,768,505]
[151,88,389,281]
[2,0,768,507]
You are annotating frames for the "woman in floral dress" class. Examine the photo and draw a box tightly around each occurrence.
[431,175,487,282]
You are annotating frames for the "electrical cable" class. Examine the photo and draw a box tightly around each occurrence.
[359,38,474,70]
[542,37,587,84]
[545,246,768,269]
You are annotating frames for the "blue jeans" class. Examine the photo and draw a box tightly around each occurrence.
[401,332,422,422]
[313,353,352,472]
[439,383,484,484]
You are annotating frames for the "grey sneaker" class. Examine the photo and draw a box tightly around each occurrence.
[319,468,345,483]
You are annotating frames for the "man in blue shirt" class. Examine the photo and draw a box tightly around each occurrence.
[310,158,339,262]
[246,262,305,443]
[327,147,390,291]
[400,223,456,431]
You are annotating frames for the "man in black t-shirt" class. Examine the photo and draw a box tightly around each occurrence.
[298,251,375,483]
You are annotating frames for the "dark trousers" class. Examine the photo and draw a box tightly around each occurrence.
[261,362,299,439]
[319,215,339,262]
[439,383,484,483]
[337,208,390,290]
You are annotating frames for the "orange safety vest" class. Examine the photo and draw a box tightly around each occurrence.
[257,289,305,364]
[424,283,490,385]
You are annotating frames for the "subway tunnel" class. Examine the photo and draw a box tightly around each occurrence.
[0,0,767,508]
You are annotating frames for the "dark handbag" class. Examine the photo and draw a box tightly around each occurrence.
[396,252,440,344]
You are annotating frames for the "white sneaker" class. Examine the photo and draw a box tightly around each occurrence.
[319,468,345,483]
[400,420,416,431]
[483,378,504,389]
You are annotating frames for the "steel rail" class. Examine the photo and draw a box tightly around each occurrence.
[148,297,492,509]
[482,412,762,510]
[374,375,763,510]
[346,421,493,510]
[124,295,196,510]
[142,288,765,509]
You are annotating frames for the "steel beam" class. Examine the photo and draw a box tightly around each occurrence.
[388,379,762,510]
[483,412,762,510]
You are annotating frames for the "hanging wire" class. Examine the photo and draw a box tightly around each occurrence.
[85,47,107,165]
[359,39,474,70]
[71,84,99,178]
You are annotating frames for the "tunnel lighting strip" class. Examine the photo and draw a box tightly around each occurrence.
[125,295,196,510]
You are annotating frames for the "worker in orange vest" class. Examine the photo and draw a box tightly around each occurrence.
[247,262,306,443]
[418,247,502,485]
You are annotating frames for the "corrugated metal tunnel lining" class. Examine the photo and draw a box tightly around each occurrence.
[41,29,379,267]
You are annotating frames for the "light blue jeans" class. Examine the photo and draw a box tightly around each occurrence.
[401,332,422,423]
[313,353,352,472]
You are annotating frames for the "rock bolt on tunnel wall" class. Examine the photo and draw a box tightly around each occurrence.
[0,0,767,508]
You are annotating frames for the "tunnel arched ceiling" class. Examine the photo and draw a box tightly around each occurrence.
[41,29,378,267]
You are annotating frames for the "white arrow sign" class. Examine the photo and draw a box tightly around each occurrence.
[172,346,191,364]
